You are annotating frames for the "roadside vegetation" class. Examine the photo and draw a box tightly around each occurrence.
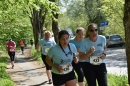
[0,0,130,85]
[0,48,15,86]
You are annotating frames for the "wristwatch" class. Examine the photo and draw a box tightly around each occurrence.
[102,53,106,56]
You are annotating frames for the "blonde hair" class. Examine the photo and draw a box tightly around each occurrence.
[43,30,51,36]
[76,27,84,33]
[85,23,97,38]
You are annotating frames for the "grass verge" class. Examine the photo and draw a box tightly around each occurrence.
[0,55,15,86]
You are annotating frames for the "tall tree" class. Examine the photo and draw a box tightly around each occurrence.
[49,0,60,43]
[123,0,130,84]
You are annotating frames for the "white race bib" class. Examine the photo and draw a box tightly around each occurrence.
[45,48,50,53]
[10,49,15,52]
[61,64,73,74]
[90,56,102,65]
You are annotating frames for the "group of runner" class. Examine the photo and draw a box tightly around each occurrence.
[6,38,34,69]
[6,23,108,86]
[36,23,108,86]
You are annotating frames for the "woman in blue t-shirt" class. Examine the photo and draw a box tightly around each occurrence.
[69,27,85,86]
[46,30,78,86]
[36,31,56,84]
[79,23,108,86]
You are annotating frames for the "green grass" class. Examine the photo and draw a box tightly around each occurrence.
[108,74,128,86]
[74,70,128,86]
[31,47,42,61]
[0,56,15,86]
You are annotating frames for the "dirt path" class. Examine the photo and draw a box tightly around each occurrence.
[6,47,53,86]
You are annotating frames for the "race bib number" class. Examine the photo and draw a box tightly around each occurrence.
[61,64,73,74]
[90,56,102,65]
[45,48,50,53]
[10,49,15,52]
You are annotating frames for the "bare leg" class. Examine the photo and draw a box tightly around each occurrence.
[46,70,52,79]
[65,79,77,86]
[78,82,85,86]
[11,61,14,69]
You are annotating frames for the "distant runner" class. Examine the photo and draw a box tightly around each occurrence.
[6,38,16,69]
[19,39,24,54]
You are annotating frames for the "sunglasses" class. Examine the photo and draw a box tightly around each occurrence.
[90,29,98,32]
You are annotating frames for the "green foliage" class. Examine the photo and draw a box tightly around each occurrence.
[0,79,15,86]
[108,74,128,86]
[0,56,15,86]
[31,47,42,61]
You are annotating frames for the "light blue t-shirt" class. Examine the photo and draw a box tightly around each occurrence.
[69,38,81,48]
[39,38,56,55]
[47,43,78,74]
[69,38,85,62]
[80,35,106,63]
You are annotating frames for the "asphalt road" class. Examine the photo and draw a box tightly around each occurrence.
[105,46,127,75]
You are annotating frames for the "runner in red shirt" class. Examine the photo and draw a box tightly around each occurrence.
[6,38,16,69]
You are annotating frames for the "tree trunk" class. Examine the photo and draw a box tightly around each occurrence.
[52,13,60,43]
[123,0,130,84]
[49,0,60,43]
[30,9,39,48]
[30,6,46,48]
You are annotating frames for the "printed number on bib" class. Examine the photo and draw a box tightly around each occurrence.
[45,48,50,53]
[90,56,102,65]
[10,49,15,52]
[61,64,73,74]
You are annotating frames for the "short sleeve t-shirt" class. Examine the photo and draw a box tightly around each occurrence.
[80,35,106,63]
[39,38,56,55]
[69,38,81,49]
[47,43,78,74]
[6,41,16,52]
[69,38,85,62]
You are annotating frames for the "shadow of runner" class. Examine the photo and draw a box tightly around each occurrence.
[29,81,48,86]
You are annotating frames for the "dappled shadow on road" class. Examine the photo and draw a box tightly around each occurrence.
[15,57,36,63]
[29,81,49,86]
[106,47,127,68]
[8,67,44,74]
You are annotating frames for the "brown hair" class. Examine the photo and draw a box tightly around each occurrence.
[85,23,97,38]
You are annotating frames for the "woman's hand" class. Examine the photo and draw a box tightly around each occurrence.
[74,57,79,64]
[100,53,106,59]
[89,46,95,54]
[55,66,64,73]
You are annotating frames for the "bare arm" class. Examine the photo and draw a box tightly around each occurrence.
[79,46,95,60]
[46,56,63,73]
[100,46,107,59]
[46,56,57,69]
[79,51,92,60]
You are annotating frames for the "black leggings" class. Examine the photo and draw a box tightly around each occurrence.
[41,54,52,70]
[82,62,108,86]
[72,61,84,82]
[8,52,15,61]
[20,47,24,51]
